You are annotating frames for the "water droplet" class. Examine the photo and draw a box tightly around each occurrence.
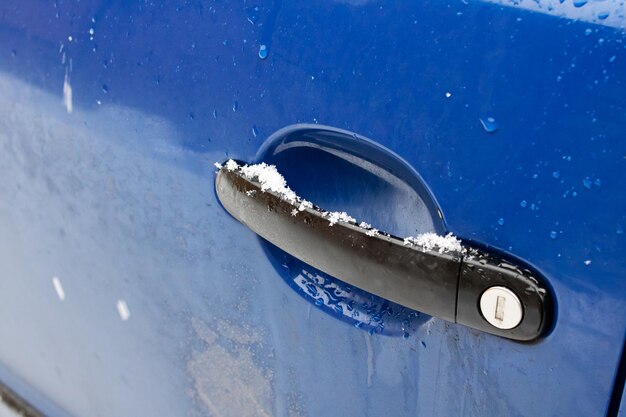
[594,178,602,187]
[597,11,610,20]
[252,125,259,138]
[584,259,592,266]
[583,177,592,189]
[89,28,94,35]
[609,55,616,64]
[549,231,557,239]
[584,28,592,36]
[520,200,528,208]
[479,116,498,133]
[258,44,268,60]
[402,331,410,339]
[532,174,538,179]
[189,112,195,120]
[573,0,588,7]
[617,224,623,234]
[212,109,217,119]
[246,6,260,24]
[232,101,239,112]
[552,170,561,179]
[445,92,452,98]
[498,218,505,226]
[101,84,109,93]
[421,341,427,348]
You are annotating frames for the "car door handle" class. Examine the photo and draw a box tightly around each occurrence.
[215,163,552,341]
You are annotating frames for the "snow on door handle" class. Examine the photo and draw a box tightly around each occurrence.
[215,161,553,341]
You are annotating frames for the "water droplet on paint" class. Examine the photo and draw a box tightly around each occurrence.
[498,218,505,226]
[520,200,528,208]
[549,231,557,239]
[258,44,268,60]
[246,6,260,24]
[479,116,498,133]
[573,0,588,8]
[552,170,561,179]
[583,177,592,189]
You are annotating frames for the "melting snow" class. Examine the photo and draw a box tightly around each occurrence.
[52,276,65,301]
[325,211,356,226]
[219,159,463,253]
[63,71,73,114]
[226,159,299,204]
[359,222,379,237]
[403,233,464,254]
[116,300,130,321]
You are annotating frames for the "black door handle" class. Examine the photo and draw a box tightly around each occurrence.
[215,162,552,341]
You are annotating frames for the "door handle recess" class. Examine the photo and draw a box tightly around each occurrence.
[215,163,552,341]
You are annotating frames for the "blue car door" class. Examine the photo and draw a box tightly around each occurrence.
[0,1,624,417]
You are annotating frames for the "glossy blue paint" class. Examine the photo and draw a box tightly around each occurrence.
[0,1,624,417]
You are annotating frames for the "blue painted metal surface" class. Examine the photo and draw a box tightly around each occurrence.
[0,1,624,416]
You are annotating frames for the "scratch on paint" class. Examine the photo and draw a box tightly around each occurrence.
[364,332,374,387]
